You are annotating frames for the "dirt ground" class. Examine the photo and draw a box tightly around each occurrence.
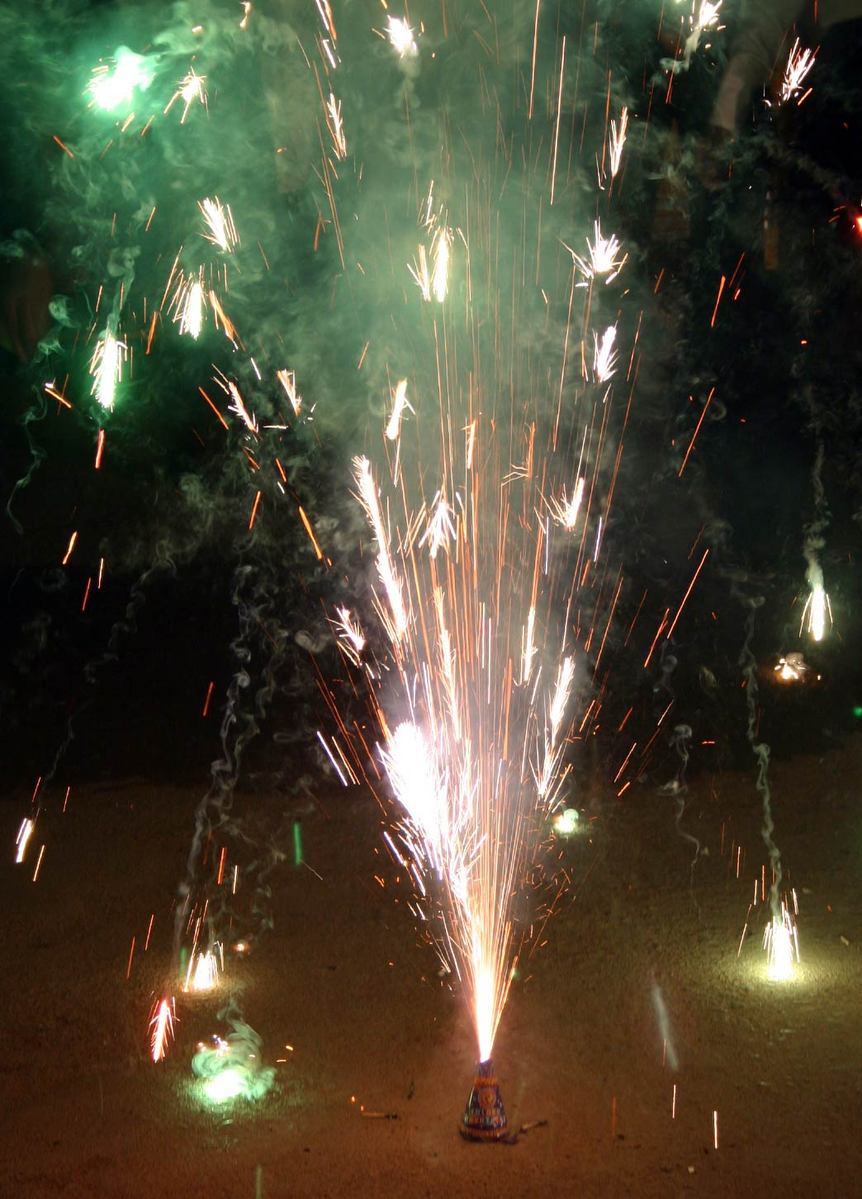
[2,735,861,1198]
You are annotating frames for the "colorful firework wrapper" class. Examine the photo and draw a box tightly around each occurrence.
[461,1059,508,1141]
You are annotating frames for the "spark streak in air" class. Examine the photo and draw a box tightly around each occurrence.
[165,68,207,122]
[90,327,126,411]
[568,221,627,283]
[780,39,817,105]
[800,563,832,643]
[150,997,174,1062]
[198,197,239,252]
[385,379,413,441]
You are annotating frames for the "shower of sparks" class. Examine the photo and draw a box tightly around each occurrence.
[352,456,409,639]
[691,0,722,35]
[165,67,208,122]
[87,47,154,111]
[172,271,206,339]
[764,902,799,981]
[90,328,126,411]
[219,376,258,433]
[567,221,627,284]
[198,197,239,252]
[592,325,618,382]
[409,193,455,302]
[409,226,454,303]
[780,39,817,105]
[606,107,629,182]
[409,245,434,301]
[386,15,418,58]
[150,997,174,1063]
[326,92,347,159]
[683,1,723,63]
[431,226,453,302]
[333,607,366,661]
[315,0,337,42]
[347,386,593,1063]
[418,492,458,560]
[774,653,808,684]
[548,477,585,530]
[549,657,575,738]
[800,569,832,643]
[276,369,302,417]
[385,378,413,441]
[15,817,35,864]
[184,947,221,993]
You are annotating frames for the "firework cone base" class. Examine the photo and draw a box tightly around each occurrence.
[460,1060,508,1142]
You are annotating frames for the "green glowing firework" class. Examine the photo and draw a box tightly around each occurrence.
[88,47,154,113]
[191,1029,275,1106]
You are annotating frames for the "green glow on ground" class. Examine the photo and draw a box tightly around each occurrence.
[191,1033,276,1108]
[202,1067,247,1104]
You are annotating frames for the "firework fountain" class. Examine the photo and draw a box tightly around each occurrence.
[315,11,642,1135]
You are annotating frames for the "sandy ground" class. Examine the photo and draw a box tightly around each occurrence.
[2,737,861,1198]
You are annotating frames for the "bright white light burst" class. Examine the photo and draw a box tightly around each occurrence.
[568,221,627,283]
[386,15,418,58]
[764,903,799,982]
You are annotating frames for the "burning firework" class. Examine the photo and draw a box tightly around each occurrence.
[352,413,585,1068]
[183,945,222,993]
[191,1016,275,1105]
[764,899,800,982]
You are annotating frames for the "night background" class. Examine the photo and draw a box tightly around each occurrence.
[1,1,860,1195]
